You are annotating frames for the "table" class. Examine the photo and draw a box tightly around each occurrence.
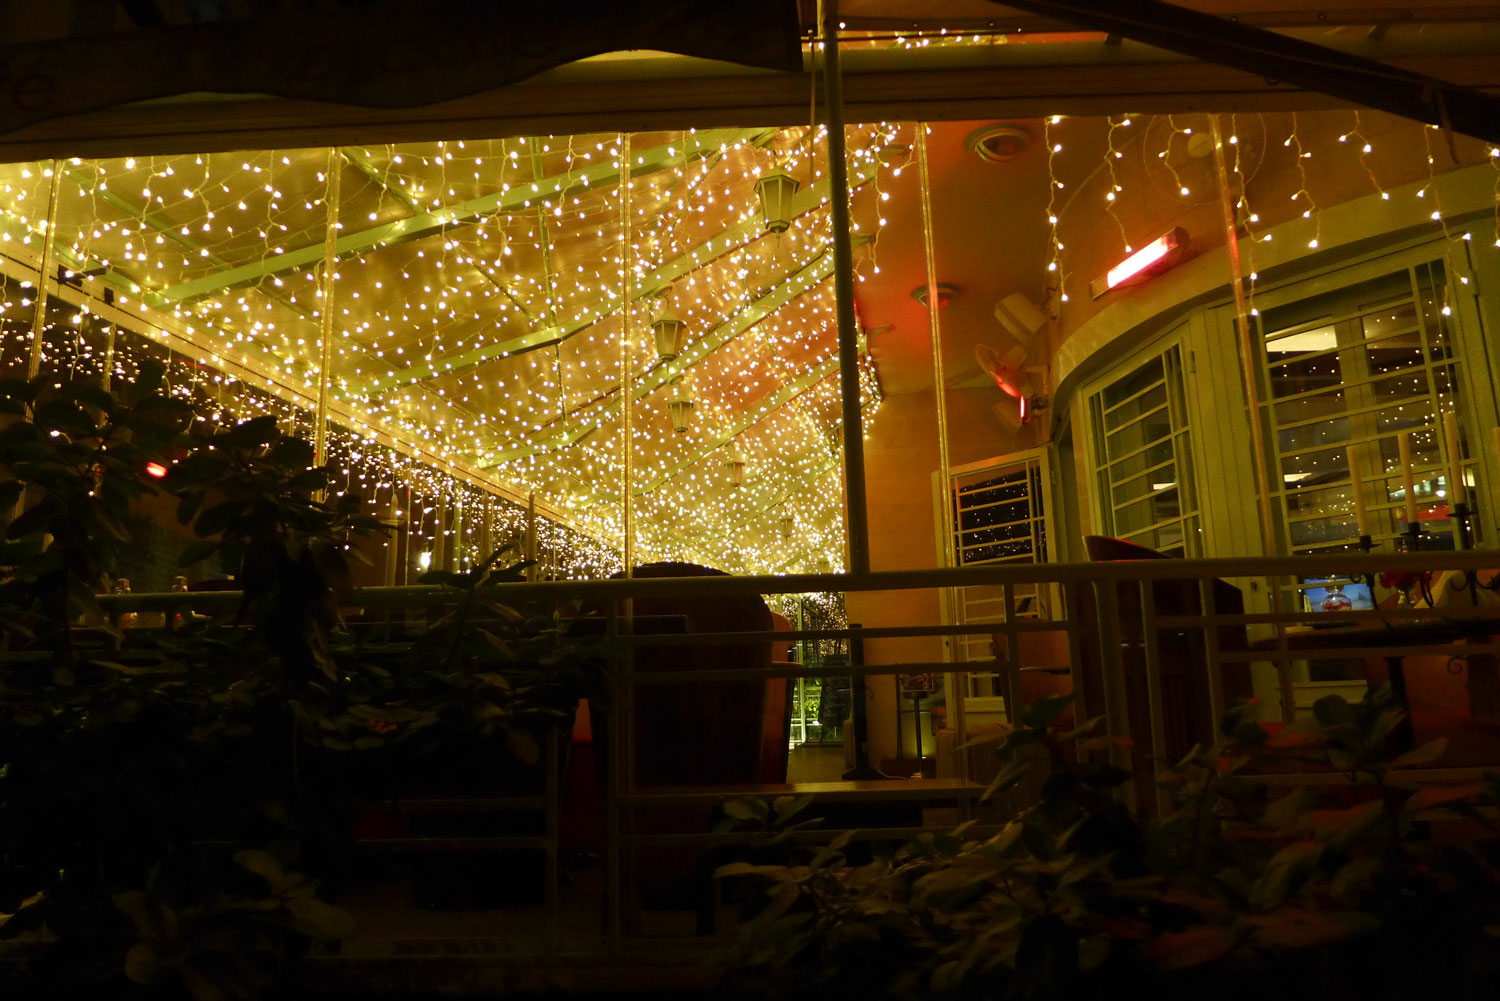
[1248,615,1500,750]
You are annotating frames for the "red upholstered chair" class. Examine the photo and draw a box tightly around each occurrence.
[760,611,794,783]
[1076,536,1251,783]
[591,561,772,789]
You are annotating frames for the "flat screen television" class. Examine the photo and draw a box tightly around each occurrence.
[1300,575,1375,614]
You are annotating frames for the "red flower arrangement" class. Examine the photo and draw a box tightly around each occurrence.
[1377,570,1432,592]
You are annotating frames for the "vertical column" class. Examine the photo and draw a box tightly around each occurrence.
[818,0,870,577]
[478,492,493,566]
[383,485,400,587]
[618,133,635,577]
[916,124,968,748]
[526,491,538,581]
[25,161,62,380]
[313,148,342,468]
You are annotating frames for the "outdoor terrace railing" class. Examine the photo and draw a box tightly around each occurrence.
[49,550,1500,958]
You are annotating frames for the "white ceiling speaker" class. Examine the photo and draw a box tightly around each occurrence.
[993,292,1047,349]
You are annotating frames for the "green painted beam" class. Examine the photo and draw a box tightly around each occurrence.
[340,147,421,215]
[477,249,837,466]
[631,353,841,495]
[357,157,880,397]
[678,456,840,542]
[157,128,773,304]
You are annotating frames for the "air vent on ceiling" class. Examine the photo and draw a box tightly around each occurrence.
[966,124,1030,163]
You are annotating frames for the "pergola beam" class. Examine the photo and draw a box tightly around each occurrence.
[479,249,838,465]
[680,456,840,544]
[990,0,1500,144]
[631,352,844,495]
[155,127,774,304]
[357,157,880,397]
[340,146,422,215]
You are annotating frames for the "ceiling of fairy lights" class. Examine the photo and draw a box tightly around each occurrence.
[0,125,904,574]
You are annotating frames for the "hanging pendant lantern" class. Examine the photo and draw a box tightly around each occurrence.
[780,515,794,539]
[650,313,686,362]
[665,380,696,434]
[755,170,800,234]
[726,446,747,486]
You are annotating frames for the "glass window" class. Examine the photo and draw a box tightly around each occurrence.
[1256,261,1470,555]
[1088,345,1201,556]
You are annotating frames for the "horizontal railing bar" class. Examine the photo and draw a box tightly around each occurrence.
[607,620,1071,645]
[619,825,1004,847]
[1221,642,1500,662]
[631,660,964,683]
[88,550,1500,611]
[1146,607,1500,629]
[622,777,981,803]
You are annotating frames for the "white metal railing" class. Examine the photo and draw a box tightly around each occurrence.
[68,551,1500,953]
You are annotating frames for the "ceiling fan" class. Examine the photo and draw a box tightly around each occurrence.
[975,293,1049,431]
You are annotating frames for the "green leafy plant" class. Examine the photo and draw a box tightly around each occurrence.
[718,688,1500,1001]
[0,361,192,666]
[1,369,603,996]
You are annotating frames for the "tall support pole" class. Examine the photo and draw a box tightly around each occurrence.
[819,0,871,577]
[26,162,62,380]
[100,321,117,393]
[313,148,342,468]
[618,133,635,578]
[1209,116,1294,723]
[478,492,493,565]
[916,125,968,770]
[383,486,400,587]
[526,491,538,581]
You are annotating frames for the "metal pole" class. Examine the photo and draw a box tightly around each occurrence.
[1210,115,1294,721]
[819,0,872,576]
[313,147,342,468]
[1208,117,1278,558]
[526,491,538,581]
[619,133,635,578]
[26,161,62,380]
[916,123,966,724]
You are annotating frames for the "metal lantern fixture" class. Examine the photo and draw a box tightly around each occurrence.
[725,446,747,486]
[755,170,800,234]
[650,313,686,362]
[780,515,794,540]
[665,380,696,434]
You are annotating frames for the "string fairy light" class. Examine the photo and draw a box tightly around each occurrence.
[1284,112,1322,250]
[1102,115,1134,254]
[1337,110,1389,201]
[1044,115,1069,303]
[0,119,903,578]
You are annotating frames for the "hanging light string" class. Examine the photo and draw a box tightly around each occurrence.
[1285,112,1323,251]
[1418,123,1466,319]
[1102,115,1134,254]
[1338,110,1389,201]
[1228,114,1264,319]
[1044,116,1069,304]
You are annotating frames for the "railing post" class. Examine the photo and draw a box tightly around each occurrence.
[1092,578,1135,809]
[842,623,883,780]
[1138,580,1171,817]
[604,597,623,951]
[1001,582,1024,726]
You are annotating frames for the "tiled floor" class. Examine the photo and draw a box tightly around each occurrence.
[785,743,846,782]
